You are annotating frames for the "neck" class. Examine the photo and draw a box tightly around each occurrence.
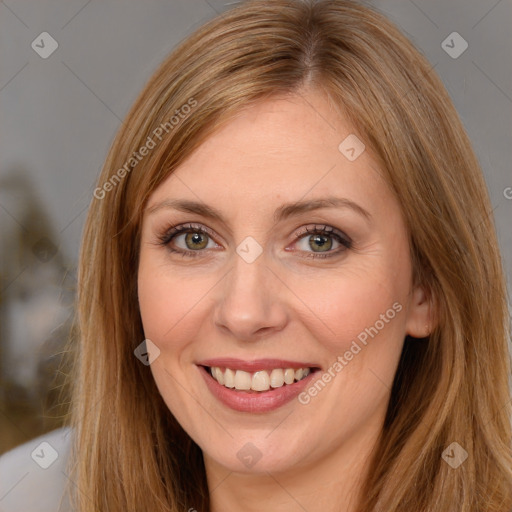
[204,421,382,512]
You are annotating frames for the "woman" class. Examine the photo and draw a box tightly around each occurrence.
[1,0,511,511]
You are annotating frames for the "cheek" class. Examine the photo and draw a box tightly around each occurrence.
[137,260,205,410]
[292,262,408,351]
[292,269,407,430]
[137,257,216,349]
[137,266,171,341]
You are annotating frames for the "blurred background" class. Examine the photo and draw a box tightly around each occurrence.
[1,0,511,455]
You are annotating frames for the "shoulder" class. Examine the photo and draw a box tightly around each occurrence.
[0,427,73,512]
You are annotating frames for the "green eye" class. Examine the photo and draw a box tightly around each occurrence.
[158,223,217,257]
[307,233,333,252]
[293,225,351,258]
[158,223,352,260]
[183,232,209,250]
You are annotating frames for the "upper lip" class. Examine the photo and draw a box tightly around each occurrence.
[196,358,321,372]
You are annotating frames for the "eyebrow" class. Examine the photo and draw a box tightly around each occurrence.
[146,196,372,224]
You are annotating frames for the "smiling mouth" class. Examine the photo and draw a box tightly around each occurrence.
[202,365,320,393]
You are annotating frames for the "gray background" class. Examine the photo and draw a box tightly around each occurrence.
[0,0,511,453]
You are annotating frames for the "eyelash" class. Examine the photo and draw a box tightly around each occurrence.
[156,223,352,259]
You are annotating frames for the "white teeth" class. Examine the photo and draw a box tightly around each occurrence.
[270,369,284,388]
[252,371,270,391]
[284,368,295,384]
[224,368,235,388]
[208,366,314,391]
[234,370,252,390]
[213,367,224,385]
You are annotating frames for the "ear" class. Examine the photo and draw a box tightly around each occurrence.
[405,284,434,338]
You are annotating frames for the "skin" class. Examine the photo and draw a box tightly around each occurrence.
[137,87,431,512]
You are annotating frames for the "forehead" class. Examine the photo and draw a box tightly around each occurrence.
[147,90,390,217]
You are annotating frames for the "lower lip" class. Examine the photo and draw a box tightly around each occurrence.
[198,365,318,413]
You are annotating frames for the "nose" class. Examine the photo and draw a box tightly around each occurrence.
[213,250,288,342]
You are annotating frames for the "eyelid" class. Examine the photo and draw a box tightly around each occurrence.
[287,224,352,258]
[292,224,351,244]
[158,222,219,244]
[157,222,352,258]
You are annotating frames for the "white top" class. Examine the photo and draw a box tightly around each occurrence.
[0,427,72,512]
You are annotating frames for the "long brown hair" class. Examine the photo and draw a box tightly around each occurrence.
[66,1,512,510]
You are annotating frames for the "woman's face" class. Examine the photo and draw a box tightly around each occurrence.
[137,88,430,479]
